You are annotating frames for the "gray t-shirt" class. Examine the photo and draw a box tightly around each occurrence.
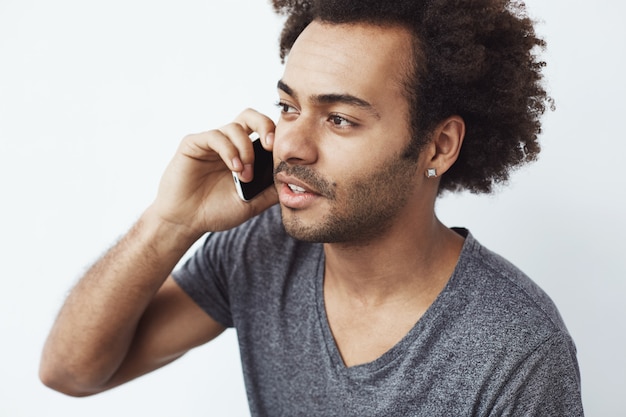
[173,206,584,416]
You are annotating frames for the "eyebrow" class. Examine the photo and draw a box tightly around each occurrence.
[277,80,381,120]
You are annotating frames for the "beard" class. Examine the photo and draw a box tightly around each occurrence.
[276,150,419,245]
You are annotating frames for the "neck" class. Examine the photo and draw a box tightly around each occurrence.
[323,214,464,307]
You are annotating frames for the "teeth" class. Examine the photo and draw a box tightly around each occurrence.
[288,184,306,193]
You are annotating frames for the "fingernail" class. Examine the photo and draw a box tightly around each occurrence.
[232,157,243,171]
[265,132,274,146]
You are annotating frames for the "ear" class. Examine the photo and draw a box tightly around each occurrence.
[423,115,465,178]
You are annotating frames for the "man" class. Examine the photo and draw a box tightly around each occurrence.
[40,0,584,415]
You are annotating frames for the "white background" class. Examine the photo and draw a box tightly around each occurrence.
[1,1,624,416]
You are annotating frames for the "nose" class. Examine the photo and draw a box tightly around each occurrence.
[273,115,319,166]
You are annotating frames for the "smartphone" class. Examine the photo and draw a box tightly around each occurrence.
[233,137,274,201]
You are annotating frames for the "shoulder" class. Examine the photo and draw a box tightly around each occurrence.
[198,205,322,280]
[203,205,290,258]
[447,230,575,353]
[218,204,286,242]
[430,231,582,412]
[172,206,322,326]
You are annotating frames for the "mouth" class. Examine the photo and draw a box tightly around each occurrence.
[287,183,309,194]
[274,167,321,193]
[275,172,321,209]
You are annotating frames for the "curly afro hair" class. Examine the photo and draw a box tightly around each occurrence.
[271,0,553,194]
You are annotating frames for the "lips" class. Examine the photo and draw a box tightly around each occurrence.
[275,172,321,209]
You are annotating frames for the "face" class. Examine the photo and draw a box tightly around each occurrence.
[273,21,425,244]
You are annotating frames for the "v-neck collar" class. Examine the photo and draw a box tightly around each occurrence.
[313,229,473,378]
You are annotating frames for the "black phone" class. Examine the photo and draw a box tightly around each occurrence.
[233,137,274,201]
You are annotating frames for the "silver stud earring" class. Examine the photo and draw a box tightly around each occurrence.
[426,168,437,178]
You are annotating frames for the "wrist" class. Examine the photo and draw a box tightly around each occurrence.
[136,207,205,260]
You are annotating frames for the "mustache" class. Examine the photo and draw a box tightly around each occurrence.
[274,161,336,200]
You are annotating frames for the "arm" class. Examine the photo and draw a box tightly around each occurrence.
[39,109,278,396]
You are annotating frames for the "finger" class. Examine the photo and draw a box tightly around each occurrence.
[180,129,249,177]
[218,123,256,182]
[233,108,276,150]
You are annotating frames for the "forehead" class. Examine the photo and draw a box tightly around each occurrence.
[281,21,414,106]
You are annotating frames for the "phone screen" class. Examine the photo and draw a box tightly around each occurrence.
[233,138,274,201]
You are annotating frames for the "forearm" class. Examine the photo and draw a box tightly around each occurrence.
[40,207,200,395]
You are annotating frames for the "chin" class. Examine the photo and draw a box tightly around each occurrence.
[279,206,321,242]
[279,205,390,245]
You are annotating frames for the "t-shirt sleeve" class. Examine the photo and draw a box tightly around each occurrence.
[172,232,235,328]
[489,331,584,416]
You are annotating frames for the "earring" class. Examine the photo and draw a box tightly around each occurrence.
[426,168,437,178]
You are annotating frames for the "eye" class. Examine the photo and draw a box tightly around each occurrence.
[276,101,298,115]
[328,114,357,128]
